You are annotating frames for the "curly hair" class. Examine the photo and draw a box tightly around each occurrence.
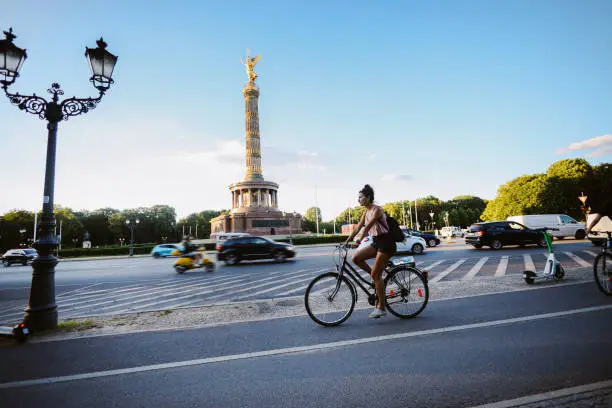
[359,184,375,203]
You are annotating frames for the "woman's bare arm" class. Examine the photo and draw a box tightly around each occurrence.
[346,213,366,243]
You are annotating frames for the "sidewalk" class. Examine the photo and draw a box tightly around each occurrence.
[471,379,612,407]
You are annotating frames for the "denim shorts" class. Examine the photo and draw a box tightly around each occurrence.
[372,233,397,255]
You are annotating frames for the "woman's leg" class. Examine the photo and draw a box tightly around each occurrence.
[352,244,377,274]
[371,250,392,310]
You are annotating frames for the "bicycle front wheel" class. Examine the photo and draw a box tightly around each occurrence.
[594,253,612,296]
[305,272,356,327]
[384,266,429,318]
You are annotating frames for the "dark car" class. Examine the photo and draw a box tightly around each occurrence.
[403,228,440,247]
[2,248,38,266]
[465,221,546,250]
[217,236,296,265]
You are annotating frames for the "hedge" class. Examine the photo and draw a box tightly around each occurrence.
[56,236,350,258]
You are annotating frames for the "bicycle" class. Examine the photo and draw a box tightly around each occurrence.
[304,244,429,326]
[593,232,612,296]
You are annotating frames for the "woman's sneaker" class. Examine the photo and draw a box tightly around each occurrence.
[368,308,387,319]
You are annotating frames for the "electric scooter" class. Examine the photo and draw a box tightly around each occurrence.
[523,228,565,284]
[0,322,29,344]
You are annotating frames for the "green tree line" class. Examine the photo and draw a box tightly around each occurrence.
[2,159,609,250]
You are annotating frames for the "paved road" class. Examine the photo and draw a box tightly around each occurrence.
[1,283,611,407]
[0,240,600,324]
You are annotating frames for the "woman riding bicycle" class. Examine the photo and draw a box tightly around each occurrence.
[344,184,396,318]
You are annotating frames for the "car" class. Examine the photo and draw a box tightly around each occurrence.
[402,228,440,247]
[150,244,184,258]
[465,221,546,249]
[440,226,464,238]
[359,234,427,255]
[1,248,38,266]
[217,236,296,265]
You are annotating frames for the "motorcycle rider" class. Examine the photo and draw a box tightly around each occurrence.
[181,235,202,267]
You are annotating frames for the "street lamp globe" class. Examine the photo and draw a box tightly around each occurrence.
[85,38,118,92]
[0,28,27,87]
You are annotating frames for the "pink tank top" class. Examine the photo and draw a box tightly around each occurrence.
[365,205,389,237]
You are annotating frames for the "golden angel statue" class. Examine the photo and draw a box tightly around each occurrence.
[241,50,261,82]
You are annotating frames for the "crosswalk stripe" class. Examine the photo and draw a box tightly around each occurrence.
[562,251,591,268]
[206,269,313,300]
[429,259,467,283]
[462,257,489,280]
[240,275,320,299]
[495,256,509,277]
[115,278,250,312]
[523,254,535,272]
[423,260,445,270]
[60,275,251,315]
[582,250,598,257]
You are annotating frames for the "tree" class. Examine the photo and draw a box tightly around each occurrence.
[305,207,322,223]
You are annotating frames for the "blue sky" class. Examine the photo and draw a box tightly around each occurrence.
[1,0,610,221]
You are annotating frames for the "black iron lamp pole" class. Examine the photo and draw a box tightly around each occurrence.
[126,219,140,257]
[0,28,117,331]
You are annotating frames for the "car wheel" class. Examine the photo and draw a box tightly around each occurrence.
[490,239,503,250]
[274,250,287,262]
[224,253,239,266]
[427,239,437,247]
[575,230,586,240]
[2,260,9,267]
[411,243,424,255]
[22,260,27,266]
[537,237,547,248]
[153,252,161,259]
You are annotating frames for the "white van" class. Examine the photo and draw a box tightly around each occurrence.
[214,232,250,246]
[506,214,586,239]
[439,226,463,238]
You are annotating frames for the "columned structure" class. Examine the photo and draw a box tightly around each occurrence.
[210,52,301,237]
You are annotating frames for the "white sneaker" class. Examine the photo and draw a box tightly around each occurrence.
[368,308,387,319]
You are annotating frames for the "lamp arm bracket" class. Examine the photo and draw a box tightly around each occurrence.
[3,87,48,120]
[60,90,104,121]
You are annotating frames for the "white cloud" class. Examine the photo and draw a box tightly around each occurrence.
[557,134,612,156]
[381,173,413,182]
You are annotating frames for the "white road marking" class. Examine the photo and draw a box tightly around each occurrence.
[562,251,591,268]
[1,304,610,390]
[206,269,314,300]
[469,379,612,408]
[582,250,598,257]
[462,257,489,280]
[523,254,535,272]
[422,260,445,270]
[494,256,509,277]
[429,259,467,283]
[240,269,327,299]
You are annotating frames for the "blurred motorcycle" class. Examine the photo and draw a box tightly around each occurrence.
[171,248,215,274]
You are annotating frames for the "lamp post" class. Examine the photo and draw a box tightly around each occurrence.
[126,219,140,256]
[429,212,434,232]
[578,192,588,222]
[0,28,117,331]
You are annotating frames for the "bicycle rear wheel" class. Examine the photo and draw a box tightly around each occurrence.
[305,272,356,326]
[594,253,612,296]
[384,266,429,318]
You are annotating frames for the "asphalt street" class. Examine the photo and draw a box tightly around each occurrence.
[0,239,601,324]
[1,282,611,407]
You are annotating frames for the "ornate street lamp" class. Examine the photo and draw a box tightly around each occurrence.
[0,28,117,331]
[126,219,140,257]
